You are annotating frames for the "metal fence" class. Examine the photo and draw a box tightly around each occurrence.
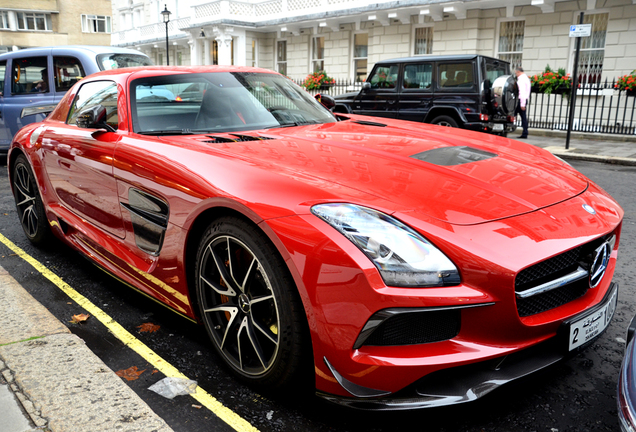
[292,78,636,136]
[528,79,636,135]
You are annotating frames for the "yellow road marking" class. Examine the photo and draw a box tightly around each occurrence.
[0,233,259,432]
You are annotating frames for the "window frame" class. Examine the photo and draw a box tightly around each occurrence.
[568,10,609,86]
[351,31,368,82]
[276,40,287,76]
[81,14,112,33]
[494,17,525,72]
[311,35,325,73]
[16,12,52,31]
[411,24,434,56]
[0,11,9,30]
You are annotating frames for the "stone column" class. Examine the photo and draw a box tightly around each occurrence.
[204,38,211,65]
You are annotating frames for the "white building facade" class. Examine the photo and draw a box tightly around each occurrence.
[111,0,636,83]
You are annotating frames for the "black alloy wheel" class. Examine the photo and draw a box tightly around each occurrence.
[431,115,459,128]
[12,154,51,245]
[195,217,306,388]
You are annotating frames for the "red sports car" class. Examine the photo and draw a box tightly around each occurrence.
[8,66,622,410]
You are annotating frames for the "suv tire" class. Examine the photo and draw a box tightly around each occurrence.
[491,75,518,117]
[431,115,459,128]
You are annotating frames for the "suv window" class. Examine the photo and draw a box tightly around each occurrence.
[12,57,48,94]
[368,64,399,89]
[54,57,86,93]
[438,63,474,89]
[484,60,509,84]
[68,80,118,129]
[403,63,433,89]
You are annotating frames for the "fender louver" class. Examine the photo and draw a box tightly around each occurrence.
[203,134,275,143]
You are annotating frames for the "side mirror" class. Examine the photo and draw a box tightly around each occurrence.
[315,93,336,111]
[76,105,115,132]
[361,82,371,91]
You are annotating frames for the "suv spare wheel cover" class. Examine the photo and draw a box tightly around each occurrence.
[492,75,519,117]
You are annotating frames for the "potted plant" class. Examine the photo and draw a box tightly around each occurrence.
[530,65,572,95]
[302,70,336,91]
[615,70,636,96]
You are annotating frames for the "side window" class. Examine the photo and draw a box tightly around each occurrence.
[368,64,399,89]
[403,63,433,89]
[11,57,49,94]
[54,57,86,93]
[438,63,474,89]
[0,60,6,96]
[67,81,118,130]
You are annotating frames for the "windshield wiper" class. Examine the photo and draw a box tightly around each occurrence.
[137,129,195,136]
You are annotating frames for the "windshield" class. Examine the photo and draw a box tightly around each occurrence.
[130,72,336,135]
[97,53,153,71]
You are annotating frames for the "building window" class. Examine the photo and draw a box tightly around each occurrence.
[277,41,287,76]
[312,36,324,72]
[576,13,608,85]
[0,11,9,29]
[251,39,257,67]
[352,33,368,82]
[16,12,52,31]
[497,20,524,71]
[413,26,433,55]
[82,15,111,33]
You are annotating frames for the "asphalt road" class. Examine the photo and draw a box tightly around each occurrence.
[0,155,634,432]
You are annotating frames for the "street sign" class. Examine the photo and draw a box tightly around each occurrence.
[570,24,592,37]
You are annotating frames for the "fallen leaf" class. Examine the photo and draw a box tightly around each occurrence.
[192,405,202,409]
[137,323,160,333]
[116,366,146,381]
[152,369,159,374]
[69,313,90,324]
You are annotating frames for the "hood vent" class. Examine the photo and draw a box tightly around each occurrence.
[203,134,275,143]
[411,146,497,166]
[352,120,387,127]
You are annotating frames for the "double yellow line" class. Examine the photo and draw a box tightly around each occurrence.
[0,233,259,432]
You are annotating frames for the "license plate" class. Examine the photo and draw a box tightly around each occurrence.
[493,124,504,132]
[568,289,617,351]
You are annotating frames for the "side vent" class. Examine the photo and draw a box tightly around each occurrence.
[203,134,275,143]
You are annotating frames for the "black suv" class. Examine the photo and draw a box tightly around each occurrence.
[333,55,518,135]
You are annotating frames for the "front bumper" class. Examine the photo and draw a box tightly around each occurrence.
[319,282,619,410]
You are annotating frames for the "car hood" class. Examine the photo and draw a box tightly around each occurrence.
[180,119,588,225]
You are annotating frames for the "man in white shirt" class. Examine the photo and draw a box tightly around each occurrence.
[515,67,531,138]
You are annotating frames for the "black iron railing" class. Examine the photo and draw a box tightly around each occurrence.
[291,77,636,135]
[528,80,636,135]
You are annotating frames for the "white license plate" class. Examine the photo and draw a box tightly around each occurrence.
[493,124,504,132]
[568,289,617,351]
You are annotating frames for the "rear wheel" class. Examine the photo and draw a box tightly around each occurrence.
[12,154,51,245]
[195,217,306,388]
[431,115,459,128]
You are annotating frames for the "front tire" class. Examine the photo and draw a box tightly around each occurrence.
[12,154,51,245]
[195,217,306,388]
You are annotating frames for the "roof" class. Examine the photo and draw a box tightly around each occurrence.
[375,54,506,64]
[0,45,147,60]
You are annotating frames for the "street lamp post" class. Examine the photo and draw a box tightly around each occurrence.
[161,5,172,65]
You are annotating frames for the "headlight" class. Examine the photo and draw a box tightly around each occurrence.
[311,203,460,287]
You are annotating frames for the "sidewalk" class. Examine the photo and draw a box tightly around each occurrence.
[516,129,636,166]
[0,128,635,432]
[0,265,173,432]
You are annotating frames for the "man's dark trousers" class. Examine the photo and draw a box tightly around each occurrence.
[515,103,528,138]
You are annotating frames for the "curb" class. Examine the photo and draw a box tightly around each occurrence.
[0,265,174,432]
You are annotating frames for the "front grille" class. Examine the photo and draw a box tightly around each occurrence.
[362,310,460,346]
[515,235,611,317]
[516,279,589,317]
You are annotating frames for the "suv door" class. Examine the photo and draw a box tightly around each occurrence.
[1,55,56,148]
[0,60,9,147]
[432,61,479,125]
[398,62,434,122]
[353,63,400,118]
